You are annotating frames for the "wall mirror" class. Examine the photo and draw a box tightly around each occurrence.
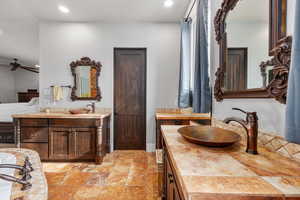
[70,57,102,101]
[214,0,292,103]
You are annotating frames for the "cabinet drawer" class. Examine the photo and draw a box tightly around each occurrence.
[20,119,48,127]
[49,119,97,127]
[21,127,48,142]
[21,143,48,160]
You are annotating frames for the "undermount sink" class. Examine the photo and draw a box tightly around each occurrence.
[178,126,241,147]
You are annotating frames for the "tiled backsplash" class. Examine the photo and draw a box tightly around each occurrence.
[212,118,300,163]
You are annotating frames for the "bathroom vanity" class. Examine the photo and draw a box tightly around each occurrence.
[12,112,111,164]
[161,125,300,200]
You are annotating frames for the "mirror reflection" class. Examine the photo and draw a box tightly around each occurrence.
[75,66,97,98]
[224,0,272,91]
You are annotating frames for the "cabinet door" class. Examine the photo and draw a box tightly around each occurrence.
[165,152,183,200]
[174,184,182,200]
[21,143,49,160]
[49,128,74,160]
[73,128,96,160]
[166,157,174,200]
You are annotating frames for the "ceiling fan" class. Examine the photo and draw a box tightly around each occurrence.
[0,58,39,73]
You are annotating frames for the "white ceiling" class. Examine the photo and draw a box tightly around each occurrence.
[0,0,190,66]
[0,0,190,22]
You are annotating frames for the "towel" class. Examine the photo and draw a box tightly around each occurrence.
[53,86,63,101]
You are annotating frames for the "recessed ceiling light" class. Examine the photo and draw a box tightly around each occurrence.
[164,0,174,8]
[58,5,70,14]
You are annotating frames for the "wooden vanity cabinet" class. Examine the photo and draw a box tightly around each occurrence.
[16,116,110,163]
[49,127,96,160]
[163,139,184,200]
[165,156,182,200]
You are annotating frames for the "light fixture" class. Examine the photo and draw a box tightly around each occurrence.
[58,5,70,14]
[35,65,40,68]
[164,0,174,8]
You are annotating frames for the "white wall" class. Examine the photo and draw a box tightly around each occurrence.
[227,22,270,88]
[39,22,181,151]
[0,20,39,103]
[210,0,296,137]
[0,67,38,103]
[0,67,16,103]
[0,20,39,65]
[14,69,39,93]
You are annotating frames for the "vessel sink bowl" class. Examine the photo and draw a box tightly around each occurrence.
[178,126,241,147]
[69,108,91,115]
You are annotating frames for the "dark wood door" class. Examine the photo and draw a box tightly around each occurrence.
[226,48,248,91]
[74,128,96,160]
[114,48,146,150]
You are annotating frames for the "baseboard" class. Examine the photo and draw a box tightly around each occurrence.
[146,143,156,152]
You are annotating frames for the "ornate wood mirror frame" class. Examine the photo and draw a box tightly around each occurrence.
[214,0,292,103]
[70,57,102,101]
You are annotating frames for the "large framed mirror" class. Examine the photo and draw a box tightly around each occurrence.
[70,57,102,101]
[269,0,287,55]
[214,0,292,103]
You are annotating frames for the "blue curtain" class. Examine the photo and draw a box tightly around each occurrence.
[193,0,211,113]
[285,1,300,143]
[178,18,192,108]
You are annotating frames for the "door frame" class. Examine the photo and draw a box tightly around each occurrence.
[113,47,147,150]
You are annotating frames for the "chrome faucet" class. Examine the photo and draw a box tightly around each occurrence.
[223,108,258,155]
[86,102,96,113]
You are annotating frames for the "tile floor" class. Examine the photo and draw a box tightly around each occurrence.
[43,151,161,200]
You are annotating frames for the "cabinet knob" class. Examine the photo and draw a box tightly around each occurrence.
[168,173,174,183]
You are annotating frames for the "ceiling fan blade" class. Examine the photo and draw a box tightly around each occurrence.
[20,65,39,70]
[19,66,39,73]
[0,64,9,67]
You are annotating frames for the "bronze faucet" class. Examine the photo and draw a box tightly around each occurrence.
[223,108,258,155]
[87,102,96,113]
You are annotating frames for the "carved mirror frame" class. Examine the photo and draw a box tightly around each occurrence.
[70,57,102,101]
[214,0,292,104]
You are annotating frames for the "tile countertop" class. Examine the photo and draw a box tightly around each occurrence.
[161,125,300,200]
[0,148,48,200]
[156,112,211,120]
[12,112,111,119]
